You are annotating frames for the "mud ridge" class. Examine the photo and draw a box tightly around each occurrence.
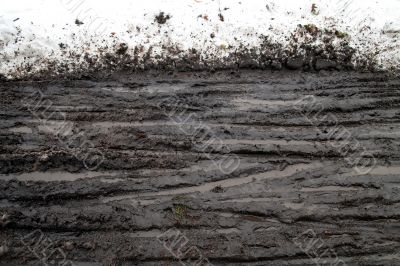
[0,70,399,265]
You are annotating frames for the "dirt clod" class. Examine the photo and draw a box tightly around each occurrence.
[286,57,304,69]
[116,43,128,55]
[155,12,171,24]
[75,19,84,26]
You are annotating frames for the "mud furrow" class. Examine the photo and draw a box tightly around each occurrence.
[0,70,399,265]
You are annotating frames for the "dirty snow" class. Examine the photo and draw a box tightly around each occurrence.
[1,0,399,78]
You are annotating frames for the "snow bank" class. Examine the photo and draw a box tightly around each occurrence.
[1,0,399,79]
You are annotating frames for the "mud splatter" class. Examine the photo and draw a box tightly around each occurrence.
[154,12,171,25]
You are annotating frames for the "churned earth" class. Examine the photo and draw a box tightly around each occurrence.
[0,69,400,265]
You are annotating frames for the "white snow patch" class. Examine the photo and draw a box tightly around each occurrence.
[1,0,399,78]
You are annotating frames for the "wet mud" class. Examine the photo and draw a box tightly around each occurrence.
[0,70,400,265]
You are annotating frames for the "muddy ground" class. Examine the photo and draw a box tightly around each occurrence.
[0,70,399,265]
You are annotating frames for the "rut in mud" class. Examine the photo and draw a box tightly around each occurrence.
[0,70,400,265]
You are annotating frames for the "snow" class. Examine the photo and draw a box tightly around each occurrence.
[1,0,399,79]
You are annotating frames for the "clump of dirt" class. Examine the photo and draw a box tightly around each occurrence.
[58,43,67,49]
[115,43,128,55]
[155,12,171,24]
[311,3,319,15]
[276,24,356,70]
[75,19,84,26]
[304,24,319,35]
[335,30,349,39]
[199,14,209,21]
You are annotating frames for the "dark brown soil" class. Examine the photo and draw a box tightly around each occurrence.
[0,70,399,265]
[155,12,171,25]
